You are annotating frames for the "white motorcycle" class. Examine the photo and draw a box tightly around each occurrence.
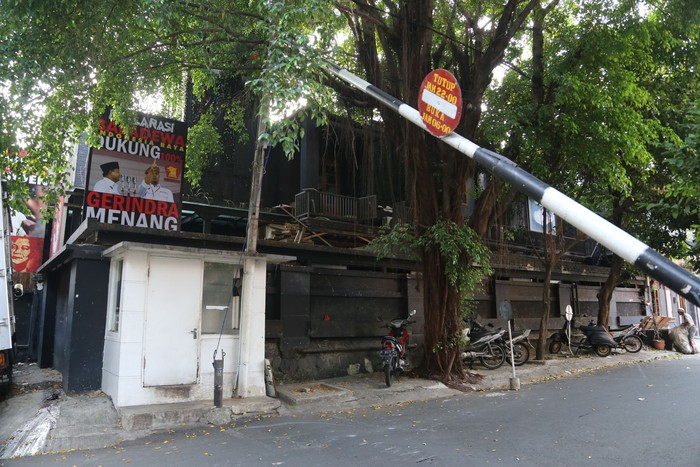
[469,320,534,366]
[461,325,507,369]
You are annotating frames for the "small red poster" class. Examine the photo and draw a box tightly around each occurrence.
[11,236,44,273]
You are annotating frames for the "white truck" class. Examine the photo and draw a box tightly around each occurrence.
[0,179,16,394]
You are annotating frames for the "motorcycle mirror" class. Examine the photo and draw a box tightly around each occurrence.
[409,309,417,317]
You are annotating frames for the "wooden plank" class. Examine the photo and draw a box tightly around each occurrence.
[639,315,674,330]
[617,315,646,327]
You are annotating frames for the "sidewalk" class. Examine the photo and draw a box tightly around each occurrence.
[0,348,690,459]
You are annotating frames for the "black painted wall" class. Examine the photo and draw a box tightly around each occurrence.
[11,294,33,362]
[36,272,59,369]
[268,264,422,382]
[72,259,109,392]
[51,257,110,392]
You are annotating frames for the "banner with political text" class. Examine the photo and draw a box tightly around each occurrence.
[84,110,187,231]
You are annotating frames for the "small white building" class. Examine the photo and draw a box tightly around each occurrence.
[100,241,292,407]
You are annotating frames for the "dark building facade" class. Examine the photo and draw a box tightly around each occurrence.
[26,106,652,396]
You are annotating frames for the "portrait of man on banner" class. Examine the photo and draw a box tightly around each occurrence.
[12,179,47,239]
[93,160,122,194]
[138,160,174,202]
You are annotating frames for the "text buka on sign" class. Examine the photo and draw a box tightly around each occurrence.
[418,69,462,137]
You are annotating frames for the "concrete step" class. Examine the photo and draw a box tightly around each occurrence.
[118,396,281,431]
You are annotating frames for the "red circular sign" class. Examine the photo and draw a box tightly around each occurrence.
[417,69,462,137]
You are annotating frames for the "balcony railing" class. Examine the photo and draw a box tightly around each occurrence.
[294,189,377,223]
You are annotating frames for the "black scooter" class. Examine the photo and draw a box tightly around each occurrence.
[549,318,617,357]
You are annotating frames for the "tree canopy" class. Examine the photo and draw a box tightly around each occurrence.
[0,0,340,208]
[480,0,700,330]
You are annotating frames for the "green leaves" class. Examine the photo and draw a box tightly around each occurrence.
[185,111,221,188]
[0,0,343,211]
[483,0,699,251]
[420,220,493,304]
[369,219,493,310]
[646,101,700,269]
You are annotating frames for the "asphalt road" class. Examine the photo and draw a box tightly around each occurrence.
[2,357,698,467]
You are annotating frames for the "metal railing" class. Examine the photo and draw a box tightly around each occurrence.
[294,189,377,222]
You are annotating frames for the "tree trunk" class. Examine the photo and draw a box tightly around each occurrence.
[537,263,554,360]
[407,132,468,380]
[421,243,464,378]
[536,217,559,360]
[343,0,538,382]
[597,254,623,328]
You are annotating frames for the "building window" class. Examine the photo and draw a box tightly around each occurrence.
[201,262,240,334]
[108,259,123,332]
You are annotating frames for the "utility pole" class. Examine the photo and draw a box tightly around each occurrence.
[245,101,269,253]
[237,99,270,398]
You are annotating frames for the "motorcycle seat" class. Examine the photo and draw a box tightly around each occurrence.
[469,328,500,340]
[608,324,634,333]
[579,324,606,332]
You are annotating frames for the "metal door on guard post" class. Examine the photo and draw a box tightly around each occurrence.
[143,256,201,386]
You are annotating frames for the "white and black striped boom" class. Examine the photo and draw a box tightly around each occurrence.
[323,60,700,307]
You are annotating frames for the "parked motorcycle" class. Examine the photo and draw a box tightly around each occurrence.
[505,328,534,366]
[379,309,416,387]
[549,318,617,357]
[609,324,644,353]
[461,323,507,369]
[470,320,533,366]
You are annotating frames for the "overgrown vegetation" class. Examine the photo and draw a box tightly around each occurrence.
[371,220,493,313]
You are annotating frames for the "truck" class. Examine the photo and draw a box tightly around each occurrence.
[0,179,16,396]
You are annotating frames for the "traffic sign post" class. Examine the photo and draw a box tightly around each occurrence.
[418,69,462,137]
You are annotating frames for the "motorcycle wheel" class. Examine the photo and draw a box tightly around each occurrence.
[480,344,506,369]
[594,344,612,357]
[549,340,562,354]
[507,342,530,366]
[622,335,643,353]
[384,363,393,387]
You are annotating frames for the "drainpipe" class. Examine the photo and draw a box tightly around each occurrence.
[213,350,225,408]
